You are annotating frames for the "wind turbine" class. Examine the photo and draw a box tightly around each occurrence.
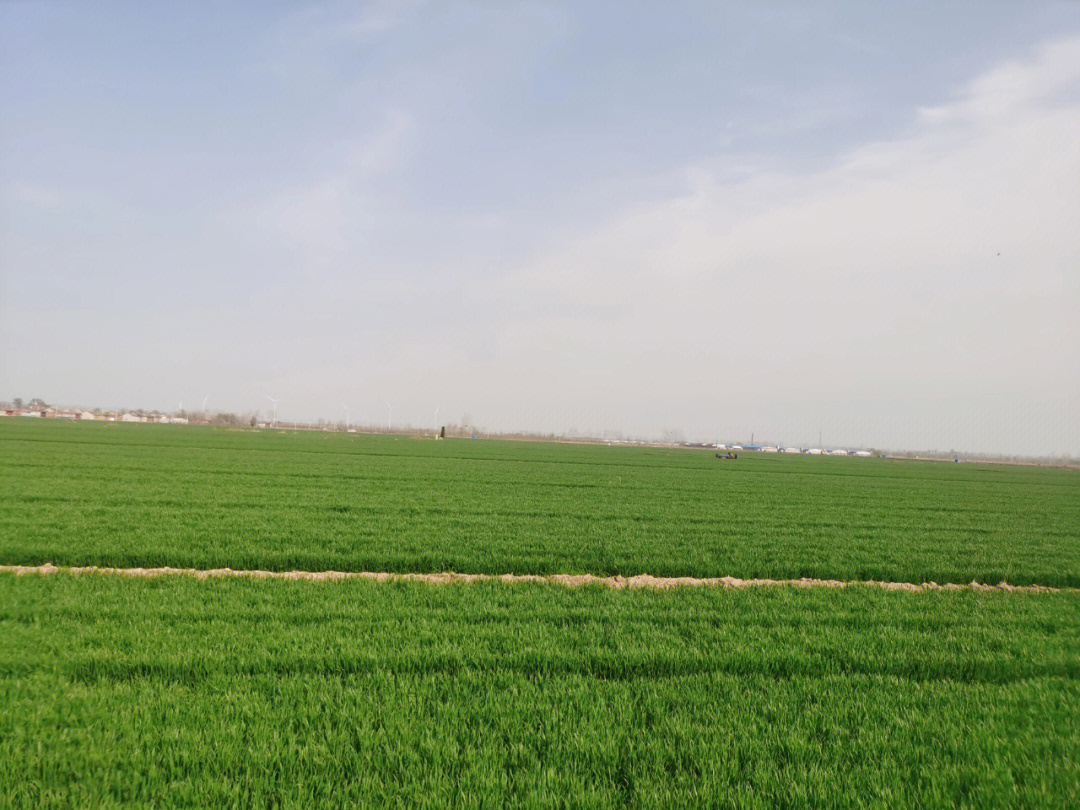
[202,396,208,413]
[342,404,351,429]
[434,405,440,435]
[385,401,392,433]
[266,395,278,427]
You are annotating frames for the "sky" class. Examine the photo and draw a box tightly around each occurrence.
[2,1,1079,455]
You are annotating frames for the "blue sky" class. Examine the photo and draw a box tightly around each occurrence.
[3,1,1079,454]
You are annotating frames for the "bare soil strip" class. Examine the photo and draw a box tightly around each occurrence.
[0,563,1071,593]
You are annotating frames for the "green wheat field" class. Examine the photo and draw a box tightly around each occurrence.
[2,419,1079,807]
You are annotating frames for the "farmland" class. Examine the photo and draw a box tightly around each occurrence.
[3,418,1079,807]
[1,419,1078,585]
[3,573,1079,807]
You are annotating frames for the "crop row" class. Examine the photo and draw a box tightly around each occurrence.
[2,573,1078,808]
[3,420,1078,585]
[2,421,1080,587]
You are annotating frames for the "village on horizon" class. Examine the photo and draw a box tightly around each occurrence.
[4,396,1075,468]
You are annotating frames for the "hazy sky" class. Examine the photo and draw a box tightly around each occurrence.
[3,1,1079,454]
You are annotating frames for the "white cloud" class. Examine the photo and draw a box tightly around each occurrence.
[271,179,348,252]
[921,36,1080,122]
[455,35,1080,450]
[9,29,1079,454]
[347,110,411,175]
[7,182,64,208]
[209,34,1078,449]
[344,0,423,37]
[225,111,412,254]
[256,1,422,80]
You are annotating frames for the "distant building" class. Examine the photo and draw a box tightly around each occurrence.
[121,413,142,423]
[853,450,873,457]
[807,448,823,455]
[782,447,801,453]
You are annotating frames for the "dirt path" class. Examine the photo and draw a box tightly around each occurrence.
[0,563,1071,593]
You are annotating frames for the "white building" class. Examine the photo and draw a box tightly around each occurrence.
[853,450,873,457]
[807,448,823,455]
[782,447,801,454]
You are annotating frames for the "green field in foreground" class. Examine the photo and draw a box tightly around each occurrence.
[2,573,1079,808]
[2,419,1079,584]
